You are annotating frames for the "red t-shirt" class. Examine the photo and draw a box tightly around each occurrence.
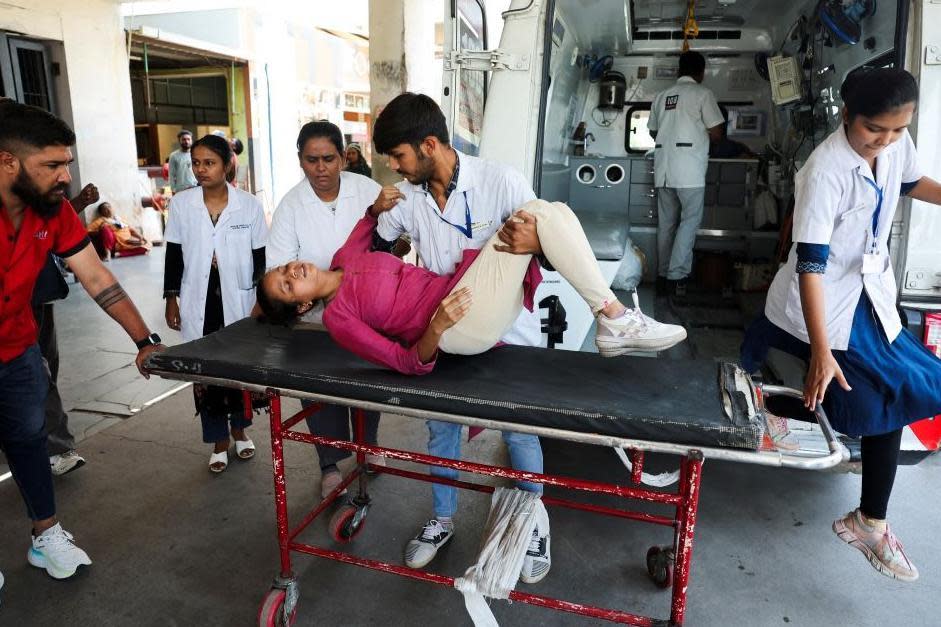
[0,200,89,362]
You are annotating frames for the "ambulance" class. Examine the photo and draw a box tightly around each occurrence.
[439,0,941,459]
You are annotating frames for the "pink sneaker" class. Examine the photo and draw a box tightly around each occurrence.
[832,509,919,582]
[763,411,799,451]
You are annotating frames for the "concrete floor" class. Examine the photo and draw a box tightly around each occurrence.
[1,248,939,625]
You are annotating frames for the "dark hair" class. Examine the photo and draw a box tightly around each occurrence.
[0,100,75,154]
[231,138,244,155]
[177,129,193,140]
[255,278,303,326]
[840,68,918,120]
[296,121,344,155]
[193,134,233,166]
[373,92,450,154]
[678,51,706,78]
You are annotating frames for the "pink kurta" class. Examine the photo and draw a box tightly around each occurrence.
[323,212,542,375]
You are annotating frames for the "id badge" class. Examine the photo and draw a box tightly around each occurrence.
[862,252,883,274]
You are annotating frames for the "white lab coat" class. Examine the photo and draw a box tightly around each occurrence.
[267,171,381,271]
[165,186,268,342]
[647,76,724,188]
[765,125,922,350]
[376,150,541,347]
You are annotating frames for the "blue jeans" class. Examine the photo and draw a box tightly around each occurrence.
[427,420,543,519]
[0,345,56,520]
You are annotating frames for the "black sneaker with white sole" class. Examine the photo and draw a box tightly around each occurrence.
[404,519,454,569]
[520,500,551,584]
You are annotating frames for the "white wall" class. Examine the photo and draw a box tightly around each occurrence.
[1,0,142,223]
[123,8,242,49]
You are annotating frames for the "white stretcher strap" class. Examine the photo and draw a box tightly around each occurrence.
[612,447,680,487]
[454,488,541,627]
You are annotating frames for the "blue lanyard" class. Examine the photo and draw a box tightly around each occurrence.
[860,173,883,253]
[433,190,473,238]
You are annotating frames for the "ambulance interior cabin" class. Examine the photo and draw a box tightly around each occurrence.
[536,0,901,316]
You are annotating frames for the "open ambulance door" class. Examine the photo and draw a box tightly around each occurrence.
[441,0,489,156]
[441,0,545,181]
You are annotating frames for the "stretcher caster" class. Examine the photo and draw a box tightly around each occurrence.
[329,501,370,543]
[258,585,298,627]
[646,545,674,589]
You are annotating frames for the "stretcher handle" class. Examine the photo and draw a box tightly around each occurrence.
[760,384,847,458]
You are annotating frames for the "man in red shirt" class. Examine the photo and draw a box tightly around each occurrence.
[0,101,163,584]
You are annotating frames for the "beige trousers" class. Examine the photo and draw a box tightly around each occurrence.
[438,200,616,355]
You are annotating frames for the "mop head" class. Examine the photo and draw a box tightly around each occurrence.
[454,488,545,627]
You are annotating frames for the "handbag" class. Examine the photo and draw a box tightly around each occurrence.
[32,254,70,306]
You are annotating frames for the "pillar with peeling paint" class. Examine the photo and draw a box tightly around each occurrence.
[368,0,444,185]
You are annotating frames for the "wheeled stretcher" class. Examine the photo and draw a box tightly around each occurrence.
[146,318,849,626]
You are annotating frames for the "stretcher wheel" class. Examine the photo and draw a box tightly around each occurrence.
[330,503,368,543]
[258,588,297,627]
[646,546,674,589]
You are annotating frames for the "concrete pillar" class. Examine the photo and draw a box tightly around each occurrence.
[368,0,442,185]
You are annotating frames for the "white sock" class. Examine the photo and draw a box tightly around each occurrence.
[436,516,453,529]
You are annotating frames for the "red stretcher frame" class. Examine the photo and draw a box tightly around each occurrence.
[232,383,848,627]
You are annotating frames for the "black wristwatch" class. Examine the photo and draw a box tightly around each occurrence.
[135,332,161,350]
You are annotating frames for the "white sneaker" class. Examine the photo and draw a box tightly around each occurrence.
[28,523,92,579]
[404,519,454,569]
[0,567,4,604]
[520,500,551,584]
[49,451,86,476]
[595,292,687,356]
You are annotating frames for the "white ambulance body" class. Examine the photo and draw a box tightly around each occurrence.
[439,0,941,458]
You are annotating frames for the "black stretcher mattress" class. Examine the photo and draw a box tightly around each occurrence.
[146,318,764,450]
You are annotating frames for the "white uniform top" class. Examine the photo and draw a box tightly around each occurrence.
[165,186,269,342]
[267,171,382,270]
[647,76,724,188]
[376,150,541,347]
[765,124,922,350]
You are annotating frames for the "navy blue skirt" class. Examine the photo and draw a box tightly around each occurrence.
[741,294,941,437]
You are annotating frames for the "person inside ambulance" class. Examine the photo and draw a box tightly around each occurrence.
[265,120,385,499]
[647,50,725,298]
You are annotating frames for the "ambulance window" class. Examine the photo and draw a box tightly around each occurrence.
[625,105,655,153]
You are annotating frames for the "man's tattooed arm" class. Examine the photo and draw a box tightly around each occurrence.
[93,283,129,310]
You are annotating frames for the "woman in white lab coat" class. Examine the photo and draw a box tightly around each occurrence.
[163,135,269,473]
[741,68,941,582]
[266,121,385,499]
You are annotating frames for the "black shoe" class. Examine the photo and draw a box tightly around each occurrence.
[655,276,669,297]
[673,279,688,298]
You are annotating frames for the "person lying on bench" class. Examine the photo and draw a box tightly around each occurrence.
[257,198,687,375]
[87,201,151,260]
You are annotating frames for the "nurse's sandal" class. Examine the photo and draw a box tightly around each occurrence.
[832,509,919,582]
[209,450,228,473]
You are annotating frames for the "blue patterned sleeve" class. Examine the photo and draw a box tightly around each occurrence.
[795,242,829,274]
